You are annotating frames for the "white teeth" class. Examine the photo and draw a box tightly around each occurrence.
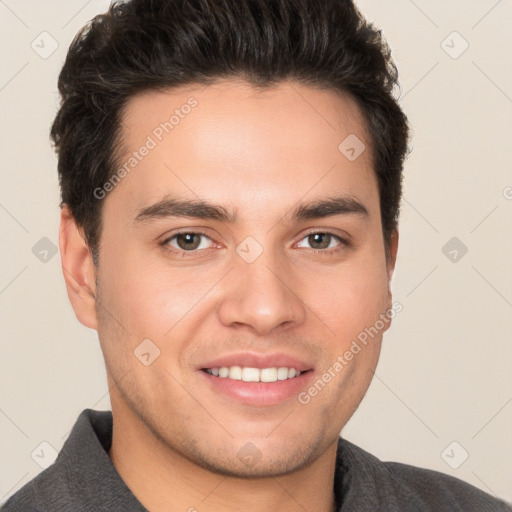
[242,367,260,382]
[260,368,278,382]
[228,366,242,380]
[205,366,302,382]
[277,367,289,380]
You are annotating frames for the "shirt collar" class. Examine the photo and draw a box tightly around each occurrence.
[64,408,398,512]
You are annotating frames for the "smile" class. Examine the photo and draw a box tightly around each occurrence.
[203,366,301,382]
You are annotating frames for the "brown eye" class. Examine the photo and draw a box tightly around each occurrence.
[307,233,332,250]
[162,231,214,255]
[296,232,344,252]
[175,233,202,250]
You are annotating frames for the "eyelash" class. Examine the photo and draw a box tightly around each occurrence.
[160,229,349,258]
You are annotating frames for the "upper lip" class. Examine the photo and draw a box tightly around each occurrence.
[198,352,314,372]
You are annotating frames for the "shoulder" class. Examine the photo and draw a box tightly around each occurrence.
[336,438,511,511]
[385,460,511,511]
[1,462,67,511]
[1,409,113,512]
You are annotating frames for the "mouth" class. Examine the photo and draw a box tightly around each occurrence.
[202,366,304,382]
[197,354,314,406]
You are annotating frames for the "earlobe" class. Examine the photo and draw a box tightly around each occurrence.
[59,205,98,330]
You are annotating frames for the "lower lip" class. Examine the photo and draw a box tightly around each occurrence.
[199,370,313,406]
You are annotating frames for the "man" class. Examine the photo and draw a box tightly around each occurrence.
[3,0,510,510]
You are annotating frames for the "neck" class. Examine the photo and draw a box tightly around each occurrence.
[108,399,339,512]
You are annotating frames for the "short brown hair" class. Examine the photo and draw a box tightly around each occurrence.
[51,0,410,264]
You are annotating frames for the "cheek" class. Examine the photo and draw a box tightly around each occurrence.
[99,234,168,321]
[313,256,389,342]
[99,251,216,357]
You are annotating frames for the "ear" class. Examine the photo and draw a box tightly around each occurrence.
[385,229,399,309]
[59,205,98,330]
[386,229,399,281]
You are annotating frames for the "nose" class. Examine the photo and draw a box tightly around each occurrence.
[217,248,307,336]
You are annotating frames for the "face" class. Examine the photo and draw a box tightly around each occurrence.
[64,80,397,478]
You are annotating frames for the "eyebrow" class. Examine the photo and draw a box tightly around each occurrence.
[133,195,369,225]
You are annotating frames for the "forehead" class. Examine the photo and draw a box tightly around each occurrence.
[109,80,378,221]
[120,80,370,155]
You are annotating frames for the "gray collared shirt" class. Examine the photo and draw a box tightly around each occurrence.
[2,409,510,511]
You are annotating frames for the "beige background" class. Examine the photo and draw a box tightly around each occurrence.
[1,0,511,505]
